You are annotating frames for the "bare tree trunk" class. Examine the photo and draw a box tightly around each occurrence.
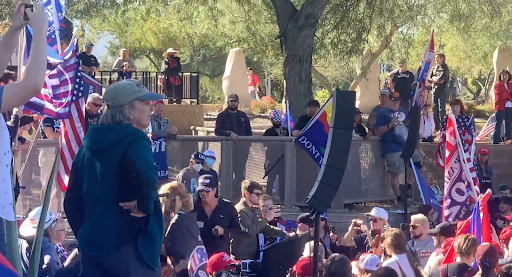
[348,22,397,91]
[271,0,328,121]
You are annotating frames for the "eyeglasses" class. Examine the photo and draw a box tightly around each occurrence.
[199,187,212,193]
[251,192,262,197]
[91,103,102,108]
[409,224,420,230]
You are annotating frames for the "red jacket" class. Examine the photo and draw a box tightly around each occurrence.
[494,81,512,111]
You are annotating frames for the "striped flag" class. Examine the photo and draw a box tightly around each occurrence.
[476,113,498,141]
[21,37,101,191]
[411,30,435,107]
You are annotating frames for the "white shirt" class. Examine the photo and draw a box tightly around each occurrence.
[382,253,416,277]
[0,115,15,221]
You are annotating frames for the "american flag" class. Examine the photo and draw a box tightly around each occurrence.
[476,113,499,141]
[22,37,99,191]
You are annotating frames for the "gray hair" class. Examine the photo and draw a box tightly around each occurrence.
[87,93,103,103]
[99,102,136,125]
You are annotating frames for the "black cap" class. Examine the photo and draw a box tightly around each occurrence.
[191,152,205,162]
[227,94,239,101]
[428,222,456,238]
[297,213,313,226]
[197,174,218,191]
[19,115,34,127]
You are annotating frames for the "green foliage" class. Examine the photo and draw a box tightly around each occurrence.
[314,89,330,105]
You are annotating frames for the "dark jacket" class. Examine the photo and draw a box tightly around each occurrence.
[64,124,163,270]
[231,200,287,260]
[214,109,252,137]
[429,63,450,95]
[194,198,241,257]
[19,236,60,277]
[476,162,493,194]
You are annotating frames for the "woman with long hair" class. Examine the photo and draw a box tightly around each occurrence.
[159,181,207,277]
[492,69,512,144]
[476,147,493,194]
[381,228,425,277]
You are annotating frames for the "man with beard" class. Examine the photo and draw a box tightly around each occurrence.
[407,214,436,268]
[195,175,240,257]
[85,93,103,133]
[373,91,422,201]
[214,94,252,200]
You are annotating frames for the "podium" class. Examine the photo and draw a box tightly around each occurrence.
[259,233,310,277]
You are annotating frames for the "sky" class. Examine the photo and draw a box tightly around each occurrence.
[92,34,111,58]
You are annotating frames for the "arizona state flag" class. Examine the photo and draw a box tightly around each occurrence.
[0,252,19,277]
[164,211,208,277]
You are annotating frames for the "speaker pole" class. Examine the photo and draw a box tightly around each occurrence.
[402,163,408,223]
[312,211,321,277]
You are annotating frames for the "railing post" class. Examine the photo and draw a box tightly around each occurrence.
[219,140,234,201]
[284,142,297,209]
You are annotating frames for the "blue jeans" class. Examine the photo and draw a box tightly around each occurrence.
[433,92,447,131]
[492,109,512,144]
[0,219,7,257]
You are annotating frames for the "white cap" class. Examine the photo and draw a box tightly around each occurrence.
[359,253,381,271]
[365,207,389,221]
[19,207,57,237]
[203,149,216,159]
[303,241,325,259]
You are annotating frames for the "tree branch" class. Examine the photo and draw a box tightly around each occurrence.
[271,0,298,39]
[311,65,333,92]
[349,22,398,91]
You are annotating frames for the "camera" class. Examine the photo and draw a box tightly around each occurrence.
[352,219,363,227]
[225,260,262,276]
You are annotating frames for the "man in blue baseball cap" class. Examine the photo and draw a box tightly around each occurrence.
[176,151,206,194]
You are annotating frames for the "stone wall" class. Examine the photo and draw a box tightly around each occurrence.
[161,104,204,135]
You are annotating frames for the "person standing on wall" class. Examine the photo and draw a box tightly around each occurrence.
[214,94,252,201]
[161,48,183,104]
[428,53,450,132]
[391,59,415,113]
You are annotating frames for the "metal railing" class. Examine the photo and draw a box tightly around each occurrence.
[17,136,436,215]
[94,71,200,102]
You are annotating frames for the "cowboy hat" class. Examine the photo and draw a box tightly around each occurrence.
[163,48,179,57]
[19,207,57,237]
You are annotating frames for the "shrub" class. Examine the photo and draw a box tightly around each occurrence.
[465,101,494,119]
[251,96,277,115]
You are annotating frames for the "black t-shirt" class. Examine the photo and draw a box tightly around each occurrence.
[194,198,240,257]
[354,124,367,137]
[428,262,477,277]
[78,52,100,77]
[41,117,61,139]
[392,69,415,100]
[165,211,208,277]
[85,110,101,134]
[294,114,313,132]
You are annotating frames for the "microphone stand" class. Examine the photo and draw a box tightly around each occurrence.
[312,210,321,277]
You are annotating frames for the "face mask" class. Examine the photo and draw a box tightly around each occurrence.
[273,123,282,129]
[204,158,215,167]
[193,163,203,172]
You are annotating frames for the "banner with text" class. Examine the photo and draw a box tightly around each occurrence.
[152,136,169,180]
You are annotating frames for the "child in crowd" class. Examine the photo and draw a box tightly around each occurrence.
[420,103,435,142]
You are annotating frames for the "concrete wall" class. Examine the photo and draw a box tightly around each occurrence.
[161,104,204,135]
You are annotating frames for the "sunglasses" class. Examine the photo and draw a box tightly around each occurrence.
[251,192,262,197]
[369,218,379,223]
[91,103,102,108]
[199,187,212,193]
[409,224,421,229]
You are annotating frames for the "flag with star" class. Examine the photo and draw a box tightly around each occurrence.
[21,36,100,191]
